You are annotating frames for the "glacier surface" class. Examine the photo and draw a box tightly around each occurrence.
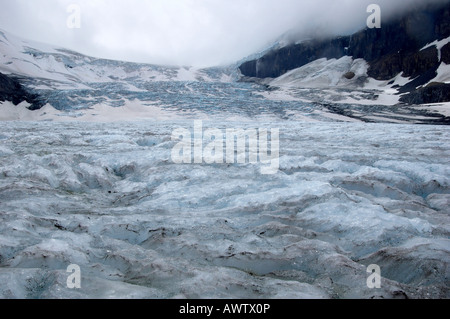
[0,28,449,299]
[0,120,449,299]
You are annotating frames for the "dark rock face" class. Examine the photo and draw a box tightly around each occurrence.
[240,2,450,80]
[366,46,440,80]
[442,42,450,64]
[361,2,450,81]
[0,72,27,105]
[367,52,403,80]
[239,1,450,104]
[0,73,44,110]
[402,46,439,79]
[240,37,350,79]
[400,82,450,104]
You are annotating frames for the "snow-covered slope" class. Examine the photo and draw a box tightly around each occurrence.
[267,36,450,89]
[269,57,368,88]
[240,1,450,112]
[263,57,411,106]
[0,29,235,86]
[247,36,450,110]
[0,28,241,113]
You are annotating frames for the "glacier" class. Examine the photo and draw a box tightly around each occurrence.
[1,28,449,124]
[0,28,450,299]
[0,120,449,299]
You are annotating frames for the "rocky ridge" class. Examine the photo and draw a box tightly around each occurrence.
[239,1,450,104]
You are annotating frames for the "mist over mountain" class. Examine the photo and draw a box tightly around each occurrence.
[239,0,450,106]
[1,0,450,122]
[0,0,448,67]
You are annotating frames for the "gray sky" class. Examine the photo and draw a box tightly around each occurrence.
[0,0,444,67]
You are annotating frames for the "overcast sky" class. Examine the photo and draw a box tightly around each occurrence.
[0,0,445,67]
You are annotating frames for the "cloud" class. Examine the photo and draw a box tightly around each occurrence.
[0,0,447,67]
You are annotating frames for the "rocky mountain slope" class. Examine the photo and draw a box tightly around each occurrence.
[0,72,42,110]
[239,1,450,105]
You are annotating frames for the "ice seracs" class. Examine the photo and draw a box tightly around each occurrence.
[0,121,448,298]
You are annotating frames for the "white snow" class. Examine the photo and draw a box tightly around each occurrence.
[270,57,368,89]
[267,57,411,106]
[0,100,201,122]
[428,62,450,84]
[411,101,450,117]
[421,35,450,62]
[0,28,233,88]
[176,67,198,82]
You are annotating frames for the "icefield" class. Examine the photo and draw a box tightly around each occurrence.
[0,120,449,299]
[0,26,449,299]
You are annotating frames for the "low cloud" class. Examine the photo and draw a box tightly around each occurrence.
[0,0,447,67]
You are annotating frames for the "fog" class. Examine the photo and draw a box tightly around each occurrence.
[0,0,447,67]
